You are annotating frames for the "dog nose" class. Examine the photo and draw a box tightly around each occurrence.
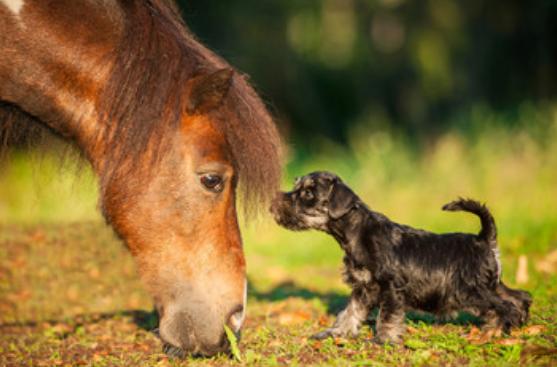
[227,304,245,333]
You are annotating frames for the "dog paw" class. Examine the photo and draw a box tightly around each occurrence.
[372,335,402,346]
[373,331,403,346]
[310,329,335,340]
[310,328,358,340]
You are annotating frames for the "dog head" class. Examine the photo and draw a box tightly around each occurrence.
[270,171,357,231]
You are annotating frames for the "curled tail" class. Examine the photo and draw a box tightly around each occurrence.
[442,198,497,245]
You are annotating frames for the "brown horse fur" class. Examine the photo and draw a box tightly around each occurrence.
[0,0,282,357]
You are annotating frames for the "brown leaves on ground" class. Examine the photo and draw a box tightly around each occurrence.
[521,345,557,361]
[0,315,163,366]
[277,310,311,326]
[1,224,556,366]
[265,298,315,326]
[512,324,547,337]
[467,324,548,345]
[494,338,522,346]
[309,340,323,350]
[317,314,330,327]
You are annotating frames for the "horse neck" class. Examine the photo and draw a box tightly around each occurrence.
[0,0,124,165]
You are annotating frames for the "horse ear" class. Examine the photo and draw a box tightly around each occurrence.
[187,68,234,114]
[328,182,355,219]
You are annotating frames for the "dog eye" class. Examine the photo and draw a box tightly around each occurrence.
[301,189,314,200]
[200,174,224,192]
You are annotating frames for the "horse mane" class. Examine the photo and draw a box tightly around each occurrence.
[97,0,282,216]
[1,0,283,216]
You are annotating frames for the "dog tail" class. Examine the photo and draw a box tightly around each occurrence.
[442,198,497,245]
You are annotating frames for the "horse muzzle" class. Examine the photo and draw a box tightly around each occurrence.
[157,287,245,357]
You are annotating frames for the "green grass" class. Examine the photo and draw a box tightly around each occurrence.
[1,107,557,365]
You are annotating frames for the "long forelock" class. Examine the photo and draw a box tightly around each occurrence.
[219,79,283,217]
[97,0,282,216]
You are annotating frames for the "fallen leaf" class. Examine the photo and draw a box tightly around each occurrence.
[277,356,290,364]
[521,345,557,359]
[466,326,480,339]
[136,342,152,352]
[511,324,546,337]
[334,337,346,347]
[310,341,323,350]
[318,315,330,326]
[467,328,501,344]
[495,338,522,345]
[156,357,171,367]
[277,310,311,325]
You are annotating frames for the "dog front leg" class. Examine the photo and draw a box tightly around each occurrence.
[311,287,375,340]
[374,286,405,344]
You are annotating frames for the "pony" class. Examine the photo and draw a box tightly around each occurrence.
[0,0,282,357]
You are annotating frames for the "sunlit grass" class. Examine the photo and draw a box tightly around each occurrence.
[1,106,556,365]
[0,152,99,223]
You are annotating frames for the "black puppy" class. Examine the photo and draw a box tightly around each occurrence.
[270,171,531,344]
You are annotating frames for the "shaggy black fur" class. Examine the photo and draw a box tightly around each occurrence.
[270,171,532,344]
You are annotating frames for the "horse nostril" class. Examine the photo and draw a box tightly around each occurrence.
[227,304,245,333]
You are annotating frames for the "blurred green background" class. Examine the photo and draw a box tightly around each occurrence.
[1,0,556,310]
[181,0,557,145]
[1,1,557,365]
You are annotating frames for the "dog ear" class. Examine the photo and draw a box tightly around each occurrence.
[328,182,355,219]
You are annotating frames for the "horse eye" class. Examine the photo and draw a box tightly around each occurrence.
[200,174,224,192]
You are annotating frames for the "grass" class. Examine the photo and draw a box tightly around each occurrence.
[1,106,557,366]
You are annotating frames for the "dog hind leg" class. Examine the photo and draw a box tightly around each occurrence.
[496,282,532,325]
[480,293,523,334]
